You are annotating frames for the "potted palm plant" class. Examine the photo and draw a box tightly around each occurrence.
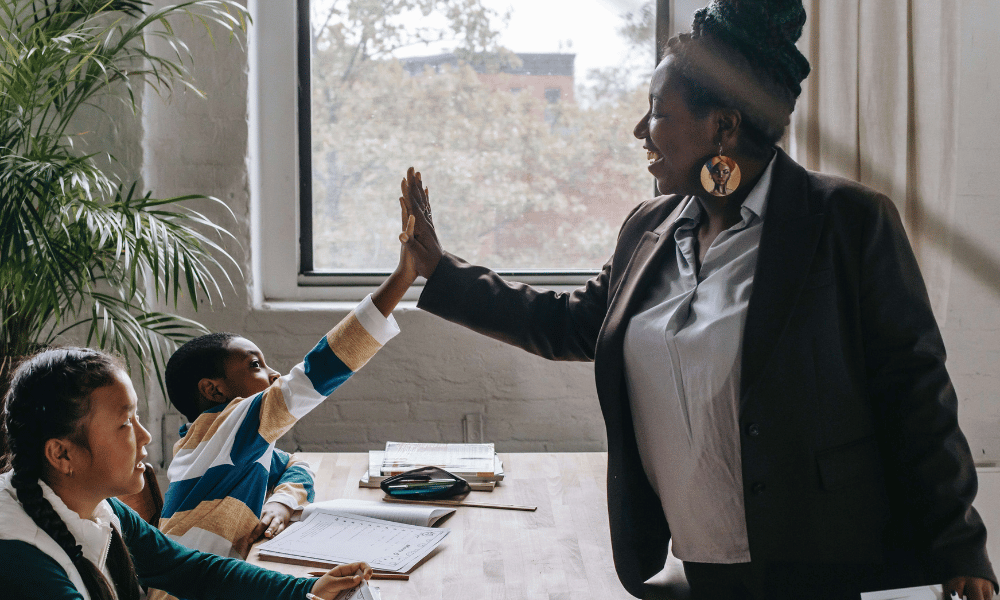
[0,1,249,398]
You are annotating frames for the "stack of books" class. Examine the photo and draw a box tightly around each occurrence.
[360,442,504,491]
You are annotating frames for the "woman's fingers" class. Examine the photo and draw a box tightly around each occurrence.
[403,168,432,227]
[944,576,993,600]
[407,168,426,204]
[399,166,443,277]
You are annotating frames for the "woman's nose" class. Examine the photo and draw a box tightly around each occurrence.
[633,112,649,140]
[268,368,280,384]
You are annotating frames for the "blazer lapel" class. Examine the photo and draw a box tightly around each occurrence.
[741,149,826,400]
[604,197,691,343]
[596,197,690,427]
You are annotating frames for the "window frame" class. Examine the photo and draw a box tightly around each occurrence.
[253,0,670,301]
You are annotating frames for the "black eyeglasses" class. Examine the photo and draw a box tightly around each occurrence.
[380,466,472,500]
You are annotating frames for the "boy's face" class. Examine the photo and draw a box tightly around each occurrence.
[215,337,281,401]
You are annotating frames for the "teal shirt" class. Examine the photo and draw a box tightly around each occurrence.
[0,498,317,600]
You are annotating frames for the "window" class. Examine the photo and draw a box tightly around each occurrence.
[254,1,663,299]
[298,0,659,281]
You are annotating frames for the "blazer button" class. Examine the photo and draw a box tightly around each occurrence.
[752,482,766,495]
[747,423,760,436]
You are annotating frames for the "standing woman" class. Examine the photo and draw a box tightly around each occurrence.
[398,0,997,598]
[0,347,371,600]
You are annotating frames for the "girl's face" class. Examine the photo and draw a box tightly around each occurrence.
[70,370,152,503]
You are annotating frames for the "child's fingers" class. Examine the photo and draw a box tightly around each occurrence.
[251,517,269,540]
[399,216,415,243]
[263,513,282,537]
[268,520,285,537]
[327,562,366,578]
[400,228,428,253]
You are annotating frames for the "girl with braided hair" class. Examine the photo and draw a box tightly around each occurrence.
[0,347,372,600]
[396,0,996,597]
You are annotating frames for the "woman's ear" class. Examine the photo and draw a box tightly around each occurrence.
[715,108,742,148]
[43,438,76,477]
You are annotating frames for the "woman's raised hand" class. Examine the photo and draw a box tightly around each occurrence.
[309,562,372,599]
[399,166,443,279]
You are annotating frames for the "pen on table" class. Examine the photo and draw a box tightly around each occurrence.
[381,496,537,511]
[308,570,410,581]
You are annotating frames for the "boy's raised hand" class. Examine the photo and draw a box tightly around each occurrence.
[396,186,417,284]
[371,183,419,317]
[399,166,443,279]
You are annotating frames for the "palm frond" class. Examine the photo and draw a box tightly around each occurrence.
[0,0,250,394]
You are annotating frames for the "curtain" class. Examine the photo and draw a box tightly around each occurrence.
[789,0,960,322]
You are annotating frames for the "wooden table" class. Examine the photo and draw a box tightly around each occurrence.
[247,452,636,599]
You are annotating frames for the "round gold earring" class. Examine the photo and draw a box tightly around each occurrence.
[700,144,741,197]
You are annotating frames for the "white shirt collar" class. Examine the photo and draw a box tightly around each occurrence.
[38,478,116,570]
[740,151,776,222]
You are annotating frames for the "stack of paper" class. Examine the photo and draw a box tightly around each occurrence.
[258,510,449,573]
[360,442,504,491]
[860,585,944,600]
[298,498,455,527]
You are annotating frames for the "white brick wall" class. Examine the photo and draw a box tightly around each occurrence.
[155,307,607,457]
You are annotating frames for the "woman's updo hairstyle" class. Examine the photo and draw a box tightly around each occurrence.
[665,0,810,156]
[2,347,140,600]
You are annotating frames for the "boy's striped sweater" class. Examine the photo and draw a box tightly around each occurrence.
[152,295,397,596]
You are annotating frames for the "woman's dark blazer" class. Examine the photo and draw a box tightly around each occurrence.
[417,148,996,597]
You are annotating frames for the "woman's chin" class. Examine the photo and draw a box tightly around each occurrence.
[653,177,681,197]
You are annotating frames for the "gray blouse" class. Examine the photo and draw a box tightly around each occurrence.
[623,156,775,564]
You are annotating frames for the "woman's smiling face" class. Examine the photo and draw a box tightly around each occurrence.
[633,55,718,196]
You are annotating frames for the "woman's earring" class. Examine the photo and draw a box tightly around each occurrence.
[700,144,741,197]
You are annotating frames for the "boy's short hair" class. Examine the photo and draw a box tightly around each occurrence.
[165,332,240,422]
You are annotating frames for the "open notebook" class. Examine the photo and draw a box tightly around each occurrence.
[261,499,452,573]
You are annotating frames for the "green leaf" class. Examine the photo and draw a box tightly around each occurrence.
[2,0,249,400]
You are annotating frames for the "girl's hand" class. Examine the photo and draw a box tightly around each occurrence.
[399,166,443,279]
[309,562,372,599]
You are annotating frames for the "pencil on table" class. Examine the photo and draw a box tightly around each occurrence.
[307,571,409,581]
